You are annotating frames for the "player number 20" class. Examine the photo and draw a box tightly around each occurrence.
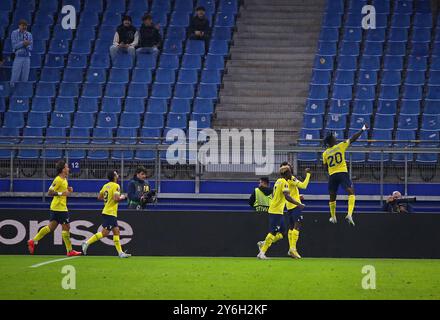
[328,152,343,167]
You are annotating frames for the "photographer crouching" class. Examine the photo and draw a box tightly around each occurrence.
[383,191,416,214]
[127,166,157,210]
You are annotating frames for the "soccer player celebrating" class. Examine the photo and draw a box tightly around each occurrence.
[284,163,311,259]
[82,170,131,258]
[322,124,368,226]
[27,160,81,256]
[257,165,305,260]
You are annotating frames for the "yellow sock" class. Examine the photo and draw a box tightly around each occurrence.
[113,235,122,254]
[329,201,336,218]
[61,230,73,252]
[287,229,293,248]
[33,225,51,242]
[260,233,275,254]
[273,232,283,243]
[348,195,356,217]
[86,232,103,245]
[290,229,300,251]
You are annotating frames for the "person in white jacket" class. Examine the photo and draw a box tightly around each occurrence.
[109,15,138,63]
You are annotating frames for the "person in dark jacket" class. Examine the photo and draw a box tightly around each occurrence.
[136,14,162,56]
[109,15,138,63]
[127,166,151,210]
[249,177,273,213]
[189,6,211,47]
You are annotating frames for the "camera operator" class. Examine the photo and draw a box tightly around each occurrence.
[383,191,415,214]
[127,166,156,210]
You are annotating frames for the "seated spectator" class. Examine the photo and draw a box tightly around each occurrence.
[136,14,162,56]
[10,19,33,87]
[109,15,138,63]
[189,6,210,45]
[249,177,273,213]
[383,191,414,213]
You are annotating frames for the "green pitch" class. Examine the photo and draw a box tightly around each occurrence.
[0,255,439,300]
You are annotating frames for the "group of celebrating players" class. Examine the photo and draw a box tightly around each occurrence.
[256,124,369,259]
[25,124,368,259]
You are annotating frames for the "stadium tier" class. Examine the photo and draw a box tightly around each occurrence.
[0,0,238,160]
[303,0,440,163]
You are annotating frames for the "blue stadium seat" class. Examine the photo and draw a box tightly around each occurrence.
[132,69,153,84]
[48,39,70,54]
[368,130,392,162]
[304,99,325,115]
[102,97,122,113]
[391,14,411,28]
[59,83,80,98]
[427,85,440,100]
[312,70,332,85]
[151,84,172,99]
[215,12,236,27]
[303,114,323,130]
[0,82,10,98]
[407,56,427,71]
[67,54,88,69]
[168,26,186,40]
[156,68,176,84]
[159,54,180,70]
[167,113,188,129]
[424,100,440,115]
[40,68,61,83]
[414,13,433,28]
[125,98,146,114]
[105,83,126,99]
[143,113,165,129]
[394,0,413,14]
[26,112,47,129]
[372,0,390,13]
[299,129,320,146]
[136,53,157,69]
[319,28,339,42]
[204,55,225,70]
[54,97,75,113]
[398,115,419,130]
[314,56,334,71]
[366,28,386,42]
[379,85,399,100]
[337,55,357,70]
[328,99,350,115]
[50,112,71,128]
[163,40,183,55]
[318,42,337,55]
[83,0,103,12]
[342,28,362,42]
[383,55,404,71]
[127,83,149,98]
[170,11,190,27]
[97,112,118,129]
[45,128,66,159]
[383,71,402,86]
[35,83,56,98]
[358,70,377,85]
[73,113,95,128]
[174,84,195,99]
[45,54,65,68]
[374,114,394,130]
[400,100,421,116]
[147,98,168,114]
[179,69,199,84]
[350,114,371,130]
[94,39,113,54]
[356,85,376,100]
[12,82,33,98]
[9,97,29,112]
[411,43,430,57]
[421,115,440,131]
[86,68,107,84]
[360,55,380,71]
[193,98,214,114]
[197,84,218,99]
[63,68,84,83]
[78,97,98,113]
[119,113,141,129]
[386,42,407,56]
[339,41,360,56]
[32,40,47,55]
[82,83,103,98]
[191,113,211,129]
[352,100,373,115]
[31,97,52,113]
[415,0,432,13]
[326,114,347,130]
[363,42,383,56]
[53,24,73,40]
[109,68,130,83]
[377,99,397,115]
[332,85,352,100]
[113,54,134,69]
[322,13,342,27]
[170,98,191,114]
[212,26,232,40]
[91,54,110,68]
[182,54,202,70]
[429,71,440,85]
[402,85,423,100]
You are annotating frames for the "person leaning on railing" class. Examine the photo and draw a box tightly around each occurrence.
[249,177,273,213]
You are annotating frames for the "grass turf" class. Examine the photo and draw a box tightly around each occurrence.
[0,255,439,300]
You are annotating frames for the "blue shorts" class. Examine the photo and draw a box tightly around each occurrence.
[268,214,286,235]
[49,211,70,224]
[328,172,353,194]
[102,214,118,231]
[287,207,303,227]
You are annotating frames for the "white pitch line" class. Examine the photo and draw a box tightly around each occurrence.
[29,256,80,268]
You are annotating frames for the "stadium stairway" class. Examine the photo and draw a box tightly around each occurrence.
[213,0,325,145]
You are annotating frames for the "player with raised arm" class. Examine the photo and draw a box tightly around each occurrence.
[257,165,305,260]
[82,170,131,258]
[27,160,81,256]
[322,124,368,226]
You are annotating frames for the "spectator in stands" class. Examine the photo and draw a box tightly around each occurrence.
[127,166,151,210]
[109,15,138,63]
[136,14,162,56]
[383,191,414,213]
[10,19,33,87]
[249,177,273,213]
[189,6,211,46]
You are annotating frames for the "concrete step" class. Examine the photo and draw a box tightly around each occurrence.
[213,118,298,129]
[223,81,309,91]
[225,66,311,76]
[215,111,300,120]
[224,72,311,82]
[236,23,321,33]
[235,32,320,41]
[219,95,307,105]
[239,17,323,26]
[231,38,319,48]
[227,59,314,68]
[246,0,324,5]
[230,51,314,61]
[221,86,308,97]
[231,46,316,54]
[215,104,302,112]
[242,11,323,20]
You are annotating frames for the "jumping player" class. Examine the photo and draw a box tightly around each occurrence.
[27,160,81,256]
[82,170,131,258]
[257,165,305,260]
[322,124,368,226]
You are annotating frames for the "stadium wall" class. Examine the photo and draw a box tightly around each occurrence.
[1,210,439,258]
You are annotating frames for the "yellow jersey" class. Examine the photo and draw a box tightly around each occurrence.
[322,139,350,176]
[268,178,289,215]
[49,175,68,212]
[100,182,121,217]
[286,173,311,210]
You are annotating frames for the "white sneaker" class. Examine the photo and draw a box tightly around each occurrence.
[257,251,269,260]
[81,242,88,256]
[329,216,337,224]
[288,249,302,259]
[257,241,265,251]
[119,251,132,258]
[345,215,355,226]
